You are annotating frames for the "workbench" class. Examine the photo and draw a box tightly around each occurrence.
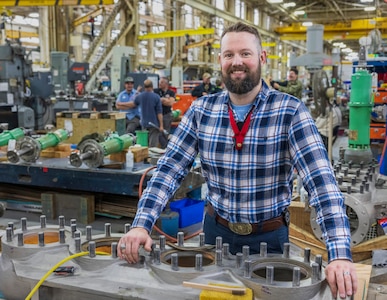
[0,158,152,197]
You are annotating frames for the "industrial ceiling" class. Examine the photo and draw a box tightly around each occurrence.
[2,0,385,58]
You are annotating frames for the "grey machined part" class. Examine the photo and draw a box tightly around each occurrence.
[70,139,105,168]
[7,136,41,163]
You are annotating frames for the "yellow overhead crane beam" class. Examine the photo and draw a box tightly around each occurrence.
[183,38,214,51]
[5,30,39,39]
[275,17,387,41]
[2,0,114,6]
[138,28,215,40]
[72,7,104,29]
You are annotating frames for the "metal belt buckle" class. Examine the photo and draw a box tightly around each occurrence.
[228,222,252,235]
[283,209,290,226]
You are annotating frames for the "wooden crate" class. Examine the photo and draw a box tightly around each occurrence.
[40,143,72,158]
[110,147,149,163]
[41,192,95,224]
[56,116,126,144]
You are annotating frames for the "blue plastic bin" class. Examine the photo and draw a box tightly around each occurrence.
[159,210,179,237]
[170,198,205,228]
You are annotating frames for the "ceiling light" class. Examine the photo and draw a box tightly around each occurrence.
[342,48,353,53]
[360,0,373,2]
[294,10,305,15]
[364,6,376,11]
[302,22,313,27]
[267,0,283,3]
[283,2,296,8]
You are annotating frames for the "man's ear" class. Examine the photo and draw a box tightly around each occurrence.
[260,50,267,64]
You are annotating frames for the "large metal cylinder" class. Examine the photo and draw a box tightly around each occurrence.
[348,69,373,149]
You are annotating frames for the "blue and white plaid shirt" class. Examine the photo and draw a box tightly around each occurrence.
[132,80,352,263]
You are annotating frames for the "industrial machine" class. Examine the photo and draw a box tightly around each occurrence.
[310,46,387,246]
[69,133,135,168]
[7,128,70,163]
[0,215,332,300]
[0,41,35,129]
[0,128,25,147]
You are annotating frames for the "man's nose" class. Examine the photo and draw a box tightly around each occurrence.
[232,54,243,65]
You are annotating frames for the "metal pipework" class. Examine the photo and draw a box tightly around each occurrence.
[69,133,135,168]
[0,128,25,146]
[7,128,70,163]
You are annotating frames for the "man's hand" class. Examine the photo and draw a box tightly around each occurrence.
[325,259,358,299]
[117,227,153,264]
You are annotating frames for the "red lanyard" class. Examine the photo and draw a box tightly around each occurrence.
[228,105,254,150]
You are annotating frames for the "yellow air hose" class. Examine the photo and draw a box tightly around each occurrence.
[25,251,108,300]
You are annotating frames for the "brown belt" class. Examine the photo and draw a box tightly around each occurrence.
[207,203,286,235]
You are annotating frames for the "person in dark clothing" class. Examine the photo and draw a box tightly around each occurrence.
[191,72,217,97]
[153,77,176,134]
[127,80,164,148]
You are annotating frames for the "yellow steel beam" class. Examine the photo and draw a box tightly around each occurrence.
[72,7,104,29]
[279,32,387,41]
[6,30,39,39]
[183,38,214,50]
[275,18,387,40]
[276,18,387,33]
[138,28,215,40]
[2,0,114,6]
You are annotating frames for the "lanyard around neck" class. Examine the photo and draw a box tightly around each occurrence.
[228,104,254,150]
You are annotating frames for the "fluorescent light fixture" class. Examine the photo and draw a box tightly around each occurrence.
[342,48,353,53]
[302,22,313,27]
[364,6,376,11]
[283,2,296,8]
[268,0,283,3]
[294,10,305,15]
[360,0,373,2]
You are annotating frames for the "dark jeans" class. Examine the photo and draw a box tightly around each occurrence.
[203,212,289,255]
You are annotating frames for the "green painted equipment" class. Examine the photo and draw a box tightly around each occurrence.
[344,68,374,163]
[7,129,70,163]
[69,133,135,168]
[0,128,25,146]
[348,69,373,149]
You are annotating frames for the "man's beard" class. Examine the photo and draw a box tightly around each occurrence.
[222,64,261,94]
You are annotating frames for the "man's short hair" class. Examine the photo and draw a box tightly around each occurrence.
[290,68,298,75]
[202,73,211,80]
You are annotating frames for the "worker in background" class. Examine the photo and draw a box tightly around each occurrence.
[191,72,217,97]
[153,77,176,134]
[214,78,225,93]
[115,77,141,134]
[131,79,164,148]
[271,67,303,99]
[118,22,357,300]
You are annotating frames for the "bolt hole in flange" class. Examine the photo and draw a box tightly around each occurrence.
[24,231,59,244]
[161,250,215,267]
[81,237,121,254]
[254,265,308,281]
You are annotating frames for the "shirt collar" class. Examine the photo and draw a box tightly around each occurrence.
[222,79,273,107]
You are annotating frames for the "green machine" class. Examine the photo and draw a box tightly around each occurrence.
[69,133,135,168]
[7,129,70,163]
[0,128,25,147]
[344,47,374,164]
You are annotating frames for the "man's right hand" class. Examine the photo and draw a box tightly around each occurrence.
[117,227,153,264]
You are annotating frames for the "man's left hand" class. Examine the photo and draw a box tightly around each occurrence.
[325,259,358,299]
